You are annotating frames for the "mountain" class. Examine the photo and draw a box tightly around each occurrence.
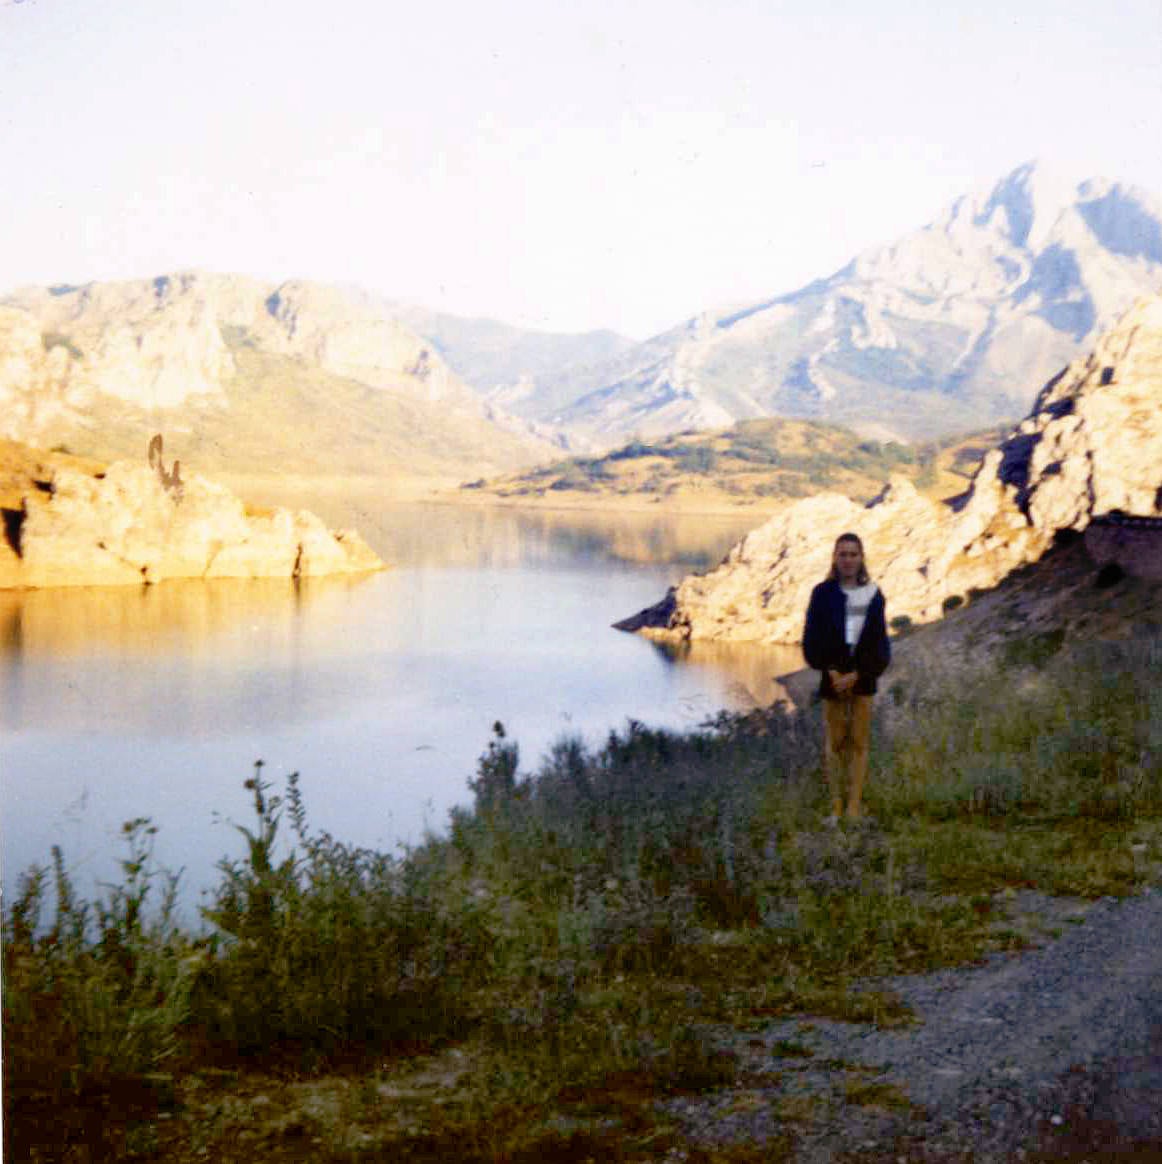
[616,292,1162,644]
[518,163,1162,446]
[389,305,636,431]
[0,273,557,478]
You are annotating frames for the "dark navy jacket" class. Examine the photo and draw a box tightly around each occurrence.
[802,578,891,699]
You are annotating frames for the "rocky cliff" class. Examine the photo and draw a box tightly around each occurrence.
[0,440,384,589]
[616,294,1162,645]
[516,163,1162,446]
[0,273,557,477]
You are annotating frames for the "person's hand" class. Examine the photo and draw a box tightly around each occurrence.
[828,669,856,695]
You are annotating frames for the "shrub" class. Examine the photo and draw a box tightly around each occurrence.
[2,820,193,1099]
[193,765,487,1056]
[673,445,718,474]
[1001,628,1065,669]
[41,331,84,361]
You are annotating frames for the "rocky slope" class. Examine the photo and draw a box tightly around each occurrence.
[389,304,634,434]
[0,273,556,477]
[527,163,1162,445]
[616,294,1162,645]
[0,438,384,588]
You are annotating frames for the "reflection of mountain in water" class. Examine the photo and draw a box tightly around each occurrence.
[0,573,381,735]
[222,482,765,571]
[651,639,805,709]
[0,574,370,658]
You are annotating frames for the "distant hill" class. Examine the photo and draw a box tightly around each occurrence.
[461,417,1007,510]
[389,305,635,432]
[0,273,557,478]
[478,162,1162,447]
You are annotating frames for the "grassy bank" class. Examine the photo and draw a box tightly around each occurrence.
[455,418,1011,512]
[5,632,1162,1161]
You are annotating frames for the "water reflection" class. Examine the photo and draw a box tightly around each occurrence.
[1,497,797,905]
[220,479,767,571]
[0,575,382,734]
[0,574,369,658]
[650,639,807,709]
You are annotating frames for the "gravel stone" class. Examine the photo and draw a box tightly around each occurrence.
[660,888,1162,1160]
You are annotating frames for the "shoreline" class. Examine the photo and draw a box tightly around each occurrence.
[216,470,793,520]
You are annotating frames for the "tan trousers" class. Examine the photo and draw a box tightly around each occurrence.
[823,694,873,819]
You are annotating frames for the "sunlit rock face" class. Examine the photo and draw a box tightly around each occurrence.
[524,163,1162,445]
[617,294,1162,644]
[4,461,384,589]
[0,273,556,475]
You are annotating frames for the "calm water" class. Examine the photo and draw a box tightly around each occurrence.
[0,498,803,911]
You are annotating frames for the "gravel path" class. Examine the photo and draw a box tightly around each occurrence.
[662,888,1162,1161]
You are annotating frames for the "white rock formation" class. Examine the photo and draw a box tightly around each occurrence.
[617,295,1162,644]
[5,461,384,589]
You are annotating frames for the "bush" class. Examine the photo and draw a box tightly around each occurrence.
[193,765,487,1056]
[2,821,193,1100]
[673,446,718,474]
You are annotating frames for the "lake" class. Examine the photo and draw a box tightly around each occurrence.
[0,495,804,915]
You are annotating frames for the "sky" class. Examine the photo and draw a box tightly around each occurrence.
[1,0,1160,339]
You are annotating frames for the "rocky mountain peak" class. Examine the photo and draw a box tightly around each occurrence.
[968,160,1078,250]
[1074,179,1162,263]
[524,164,1162,447]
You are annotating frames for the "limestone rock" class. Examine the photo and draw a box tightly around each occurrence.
[618,294,1162,644]
[6,461,385,589]
[0,272,557,475]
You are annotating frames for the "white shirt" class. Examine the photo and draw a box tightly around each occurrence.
[841,581,878,648]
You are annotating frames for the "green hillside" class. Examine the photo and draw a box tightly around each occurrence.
[464,417,1012,506]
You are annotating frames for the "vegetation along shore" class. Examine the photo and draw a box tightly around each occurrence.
[5,622,1161,1161]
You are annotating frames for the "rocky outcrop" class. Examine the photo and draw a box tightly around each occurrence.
[1,459,384,589]
[616,295,1162,644]
[1084,515,1162,582]
[0,272,558,475]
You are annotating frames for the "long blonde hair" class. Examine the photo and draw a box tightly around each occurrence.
[827,532,870,585]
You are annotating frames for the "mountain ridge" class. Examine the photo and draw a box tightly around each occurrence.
[421,162,1162,447]
[0,271,557,478]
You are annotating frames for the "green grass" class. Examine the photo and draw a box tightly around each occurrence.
[5,632,1162,1160]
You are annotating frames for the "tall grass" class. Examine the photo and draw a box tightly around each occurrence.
[5,631,1161,1158]
[3,820,193,1095]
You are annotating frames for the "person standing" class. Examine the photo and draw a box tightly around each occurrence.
[802,533,891,822]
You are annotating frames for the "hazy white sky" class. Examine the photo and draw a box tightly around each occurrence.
[2,0,1160,337]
